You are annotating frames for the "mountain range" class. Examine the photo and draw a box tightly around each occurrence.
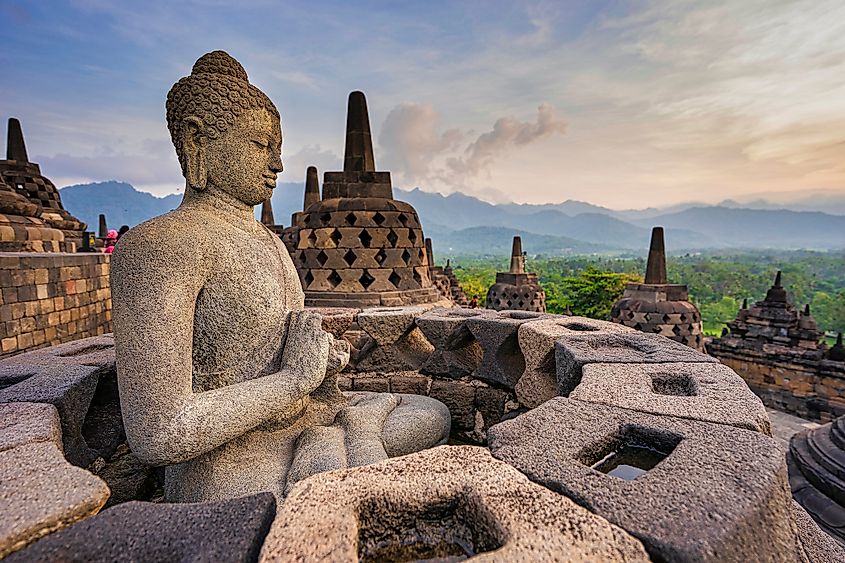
[58,181,845,256]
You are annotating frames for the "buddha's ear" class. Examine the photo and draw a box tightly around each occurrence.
[182,116,207,191]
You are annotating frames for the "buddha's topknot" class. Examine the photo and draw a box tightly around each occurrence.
[191,50,249,81]
[166,50,279,174]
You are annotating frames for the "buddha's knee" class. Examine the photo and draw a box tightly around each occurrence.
[382,394,451,458]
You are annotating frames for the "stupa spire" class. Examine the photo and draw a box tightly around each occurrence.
[425,238,435,268]
[6,118,28,162]
[98,214,108,238]
[304,166,320,209]
[343,91,375,173]
[644,226,667,284]
[509,236,525,274]
[261,198,275,226]
[774,270,782,287]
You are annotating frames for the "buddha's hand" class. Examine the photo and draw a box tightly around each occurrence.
[326,338,350,376]
[281,311,332,396]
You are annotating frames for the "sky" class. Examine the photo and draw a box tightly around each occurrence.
[1,0,844,209]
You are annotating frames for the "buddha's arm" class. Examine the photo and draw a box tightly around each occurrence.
[111,233,329,466]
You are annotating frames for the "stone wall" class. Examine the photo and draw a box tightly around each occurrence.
[710,345,845,422]
[0,253,111,357]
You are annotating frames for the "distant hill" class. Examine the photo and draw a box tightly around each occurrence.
[60,181,181,232]
[57,181,845,254]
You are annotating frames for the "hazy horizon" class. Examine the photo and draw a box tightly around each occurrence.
[4,0,845,208]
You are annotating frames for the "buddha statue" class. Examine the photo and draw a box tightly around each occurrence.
[111,51,450,503]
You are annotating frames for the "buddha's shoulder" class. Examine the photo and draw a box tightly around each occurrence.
[112,209,215,266]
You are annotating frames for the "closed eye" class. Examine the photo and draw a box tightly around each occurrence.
[252,139,269,148]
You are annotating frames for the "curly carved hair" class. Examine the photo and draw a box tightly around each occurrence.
[166,50,280,173]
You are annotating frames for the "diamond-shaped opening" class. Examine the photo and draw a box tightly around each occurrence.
[360,271,376,289]
[672,325,683,335]
[408,229,417,244]
[398,213,408,226]
[580,425,682,481]
[304,271,314,287]
[419,249,425,261]
[387,230,399,247]
[317,250,329,266]
[298,252,307,265]
[413,269,423,286]
[320,212,332,225]
[359,229,373,248]
[345,212,357,226]
[373,212,386,226]
[307,231,317,246]
[651,372,698,396]
[328,271,342,288]
[679,313,688,322]
[330,229,342,246]
[662,314,671,323]
[401,249,412,264]
[343,249,357,266]
[375,249,387,265]
[388,271,401,288]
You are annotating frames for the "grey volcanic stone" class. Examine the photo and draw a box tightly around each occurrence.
[8,493,276,563]
[0,442,109,558]
[791,500,845,562]
[416,307,491,377]
[0,402,62,452]
[570,362,771,434]
[307,306,359,337]
[517,316,635,407]
[555,331,718,396]
[355,305,434,372]
[260,446,649,562]
[110,51,450,502]
[0,335,116,467]
[466,310,551,388]
[489,397,803,562]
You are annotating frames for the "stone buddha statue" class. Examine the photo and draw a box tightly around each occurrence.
[111,51,450,503]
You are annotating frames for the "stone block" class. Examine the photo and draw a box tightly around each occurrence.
[260,446,648,562]
[352,373,390,393]
[416,307,490,378]
[466,310,550,388]
[306,306,359,338]
[555,332,718,396]
[475,386,508,432]
[389,372,430,395]
[516,316,635,408]
[489,397,802,562]
[355,306,433,372]
[7,493,276,563]
[0,335,117,466]
[570,362,771,434]
[0,442,109,558]
[0,402,61,453]
[429,379,476,431]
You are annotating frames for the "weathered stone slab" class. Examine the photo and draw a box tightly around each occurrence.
[0,334,116,467]
[260,445,648,562]
[355,306,434,372]
[791,500,845,563]
[7,493,276,563]
[0,442,109,558]
[517,316,635,407]
[466,310,551,388]
[570,362,771,434]
[416,307,491,377]
[0,402,61,453]
[307,306,359,337]
[555,332,717,396]
[489,397,803,562]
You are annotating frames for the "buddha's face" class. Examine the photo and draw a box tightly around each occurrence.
[203,108,283,206]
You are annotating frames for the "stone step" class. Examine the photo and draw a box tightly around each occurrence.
[831,417,845,450]
[790,430,845,506]
[788,451,845,546]
[805,424,845,483]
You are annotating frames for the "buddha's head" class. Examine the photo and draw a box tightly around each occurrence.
[166,51,282,207]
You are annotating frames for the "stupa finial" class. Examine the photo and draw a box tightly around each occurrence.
[304,166,320,208]
[509,236,525,274]
[644,227,667,284]
[261,198,275,226]
[6,118,28,162]
[343,91,375,173]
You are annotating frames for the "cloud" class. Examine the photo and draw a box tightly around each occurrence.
[278,144,341,182]
[378,101,566,200]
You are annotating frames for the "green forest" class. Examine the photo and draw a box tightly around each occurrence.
[447,250,845,337]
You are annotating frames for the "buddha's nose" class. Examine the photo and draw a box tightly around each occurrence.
[269,153,283,174]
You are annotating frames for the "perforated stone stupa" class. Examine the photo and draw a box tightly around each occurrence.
[610,227,703,350]
[284,92,441,308]
[0,118,86,250]
[485,236,545,312]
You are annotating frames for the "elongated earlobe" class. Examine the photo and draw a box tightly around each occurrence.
[182,116,208,191]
